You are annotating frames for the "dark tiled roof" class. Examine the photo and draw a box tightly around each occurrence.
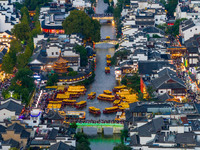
[158,68,176,77]
[143,26,164,35]
[47,128,58,140]
[0,125,7,133]
[138,61,175,75]
[176,132,196,144]
[151,71,185,89]
[0,100,23,115]
[49,141,75,150]
[41,20,63,29]
[187,47,199,53]
[45,110,65,120]
[156,93,174,101]
[30,52,79,65]
[136,21,154,25]
[20,130,30,138]
[131,117,164,137]
[2,139,19,148]
[7,123,25,133]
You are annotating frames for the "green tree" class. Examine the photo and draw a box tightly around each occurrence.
[146,86,155,101]
[1,54,15,73]
[120,129,129,144]
[9,148,20,150]
[12,23,31,41]
[137,92,144,101]
[113,144,131,150]
[165,0,178,17]
[9,68,35,104]
[47,74,59,86]
[76,142,91,150]
[70,122,77,129]
[68,71,78,77]
[16,53,28,69]
[21,13,29,25]
[62,10,101,42]
[121,73,140,93]
[74,45,88,67]
[20,6,30,23]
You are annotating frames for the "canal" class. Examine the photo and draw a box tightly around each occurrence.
[65,0,117,120]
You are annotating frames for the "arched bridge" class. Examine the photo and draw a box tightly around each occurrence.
[76,123,124,134]
[95,39,118,45]
[92,13,114,21]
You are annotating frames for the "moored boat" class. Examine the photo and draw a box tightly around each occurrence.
[106,54,111,60]
[112,85,127,93]
[107,60,111,66]
[89,106,101,115]
[65,111,86,120]
[87,92,96,99]
[75,101,87,109]
[113,100,121,106]
[62,100,76,106]
[103,90,112,95]
[97,94,115,102]
[105,67,110,74]
[103,106,119,114]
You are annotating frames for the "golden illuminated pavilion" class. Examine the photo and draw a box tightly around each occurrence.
[53,55,70,74]
[167,46,187,59]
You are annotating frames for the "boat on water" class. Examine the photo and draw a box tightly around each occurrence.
[106,54,111,60]
[105,67,110,74]
[97,94,115,102]
[62,100,76,106]
[113,100,121,106]
[103,90,112,95]
[65,111,86,120]
[103,106,119,114]
[107,60,111,66]
[112,85,127,93]
[89,106,101,115]
[87,92,96,99]
[75,101,87,109]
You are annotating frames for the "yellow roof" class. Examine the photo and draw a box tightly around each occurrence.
[98,94,115,98]
[66,111,85,115]
[56,94,70,99]
[104,90,112,94]
[114,85,127,90]
[105,106,118,110]
[105,67,110,70]
[116,91,131,96]
[47,104,61,109]
[63,100,76,102]
[49,101,62,104]
[88,92,96,96]
[107,60,111,63]
[57,85,65,91]
[45,86,57,89]
[113,100,121,104]
[76,101,86,105]
[106,55,111,58]
[89,106,100,111]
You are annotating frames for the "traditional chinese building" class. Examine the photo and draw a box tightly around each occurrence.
[53,55,70,74]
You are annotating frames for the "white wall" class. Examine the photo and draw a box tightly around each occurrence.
[0,109,16,121]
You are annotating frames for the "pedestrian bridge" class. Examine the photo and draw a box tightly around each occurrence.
[95,39,118,45]
[76,123,124,134]
[92,13,114,21]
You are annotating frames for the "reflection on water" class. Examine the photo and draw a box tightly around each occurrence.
[95,0,108,14]
[65,45,118,120]
[89,134,121,150]
[101,24,116,40]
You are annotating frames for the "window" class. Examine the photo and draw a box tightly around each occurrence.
[4,113,5,115]
[196,28,197,30]
[190,30,192,32]
[160,91,163,93]
[33,120,37,123]
[52,52,54,55]
[156,19,158,21]
[56,52,58,55]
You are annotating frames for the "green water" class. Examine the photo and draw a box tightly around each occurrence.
[89,134,121,150]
